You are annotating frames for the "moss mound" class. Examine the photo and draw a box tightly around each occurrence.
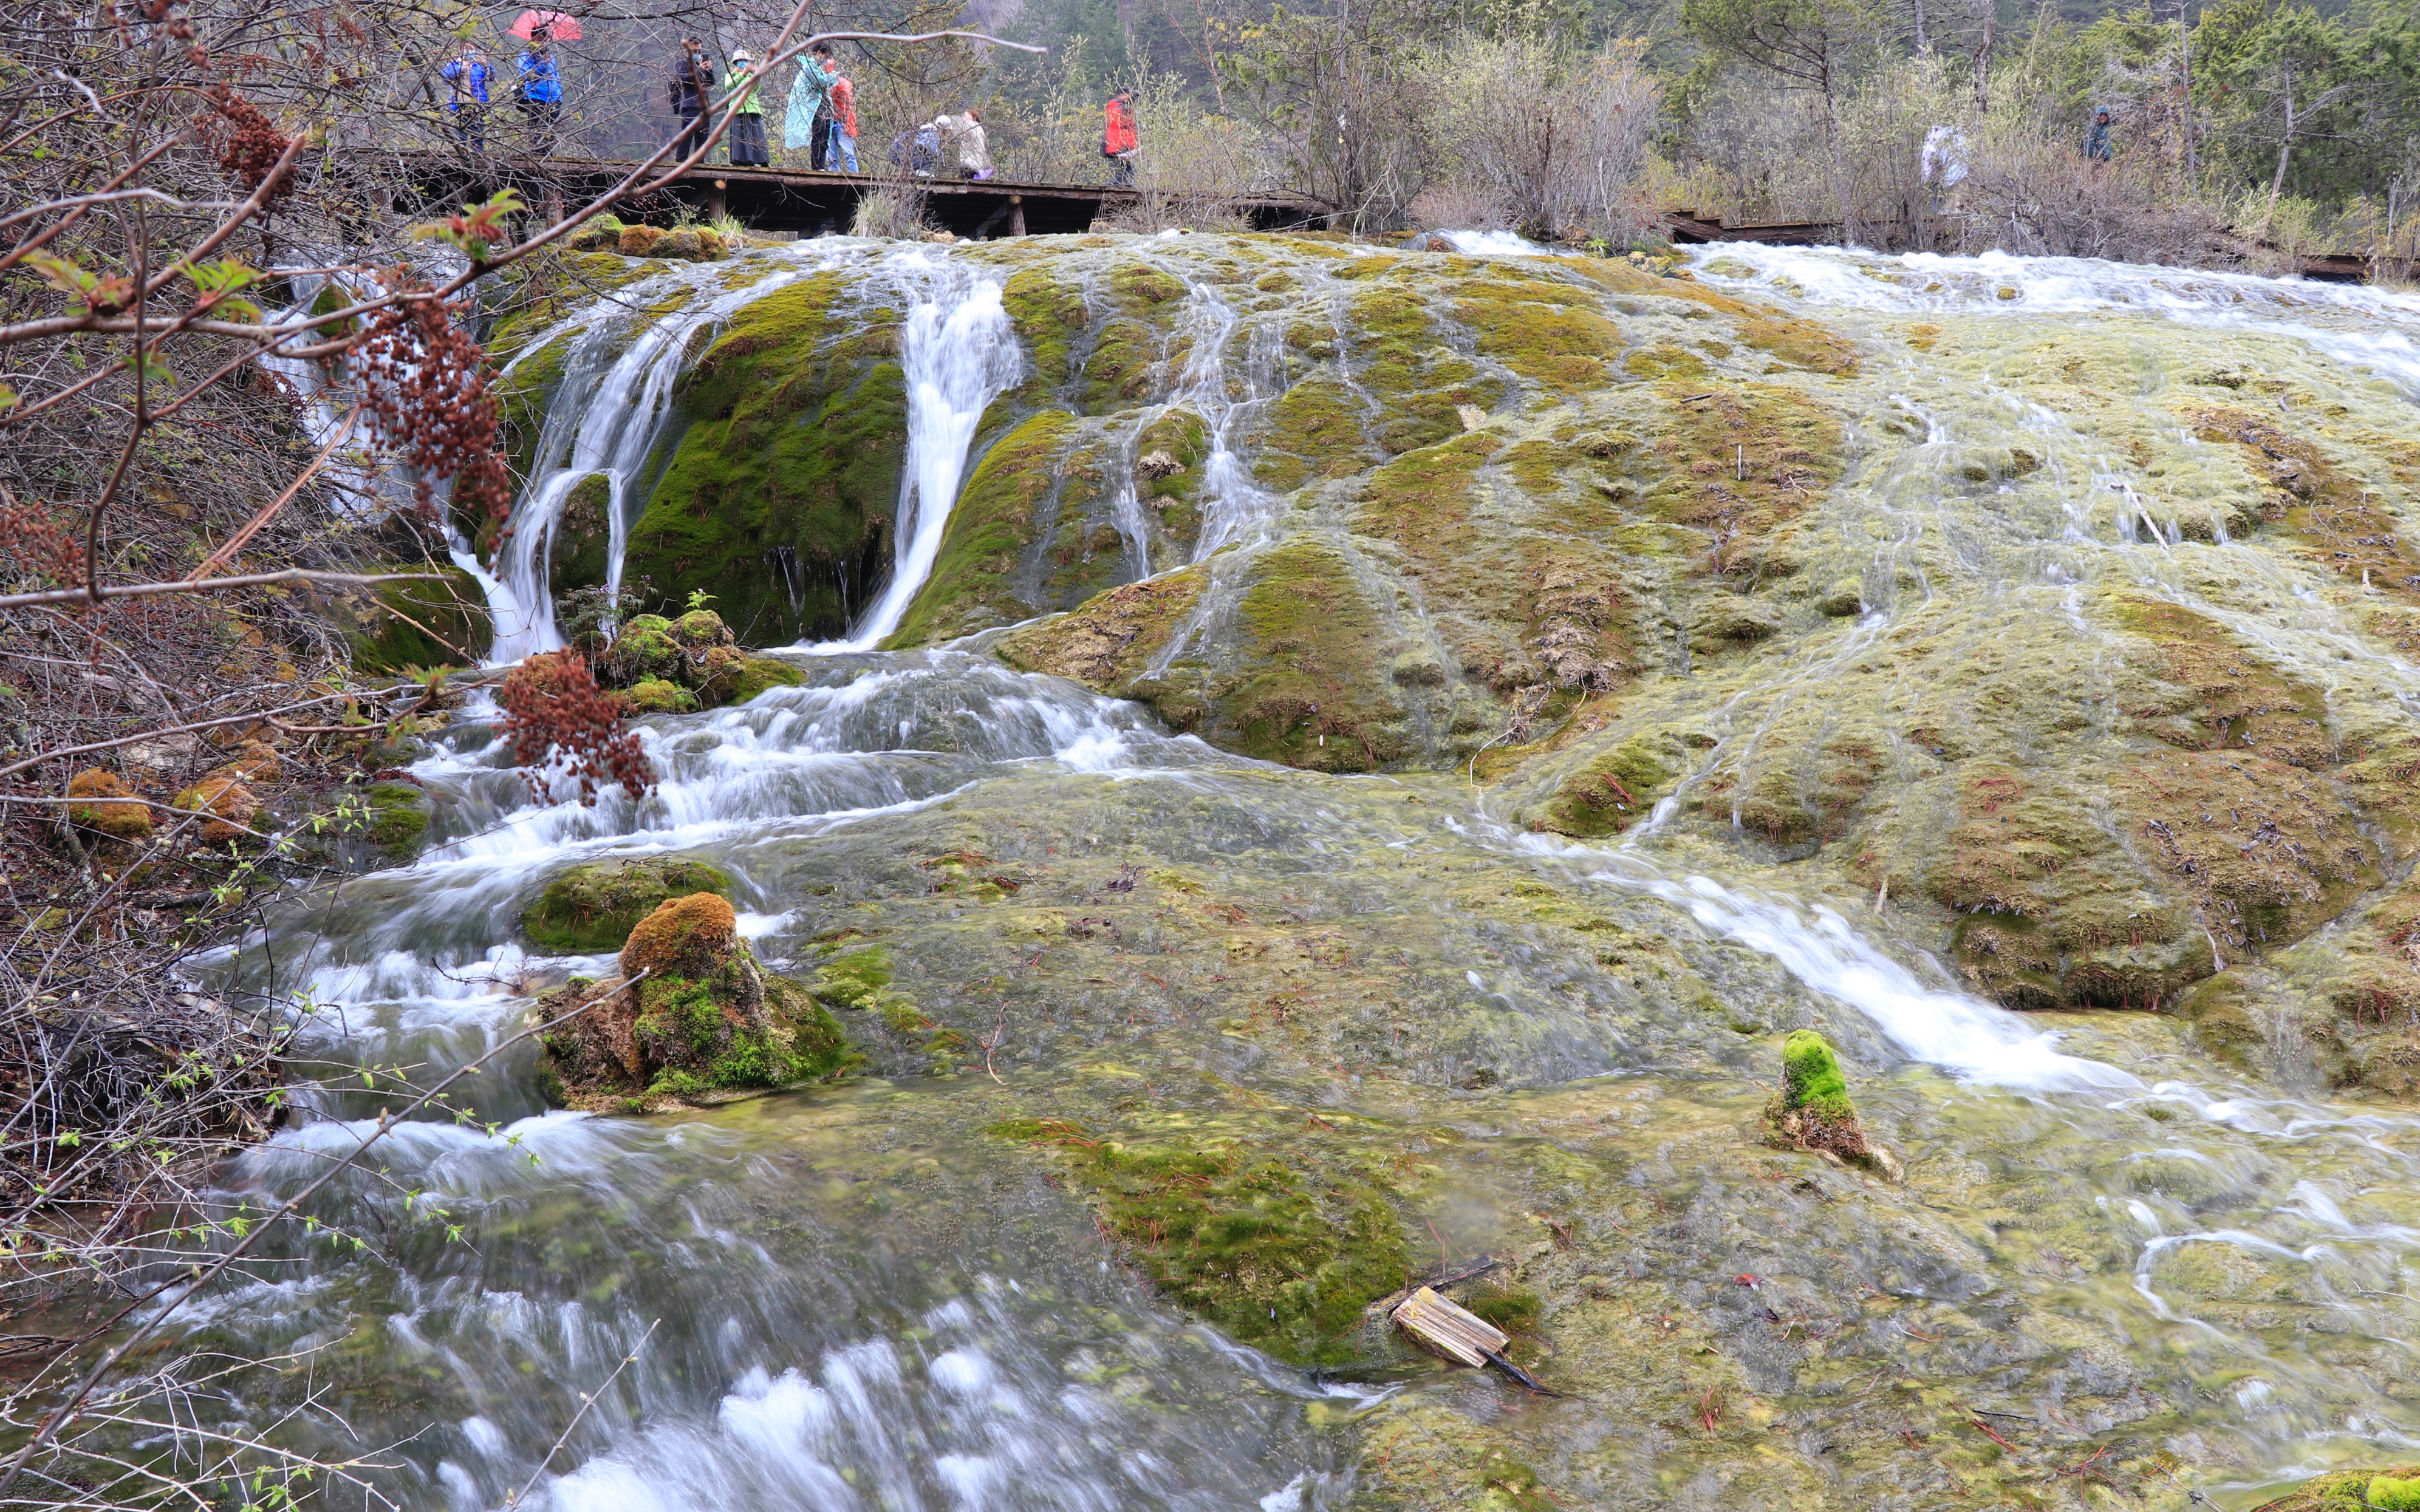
[1766,1030,1888,1173]
[67,769,153,839]
[520,858,734,956]
[538,892,854,1109]
[623,273,909,642]
[325,562,491,673]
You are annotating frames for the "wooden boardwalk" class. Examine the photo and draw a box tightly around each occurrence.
[368,152,2375,279]
[377,150,1335,239]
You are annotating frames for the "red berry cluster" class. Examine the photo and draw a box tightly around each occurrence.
[199,86,293,206]
[352,272,513,530]
[0,501,88,588]
[497,649,658,806]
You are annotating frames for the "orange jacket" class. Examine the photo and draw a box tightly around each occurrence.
[830,75,857,135]
[1104,97,1137,154]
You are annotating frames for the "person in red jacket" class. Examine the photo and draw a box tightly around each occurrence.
[1102,86,1137,186]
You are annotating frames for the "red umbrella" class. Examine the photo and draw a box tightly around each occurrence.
[509,9,581,40]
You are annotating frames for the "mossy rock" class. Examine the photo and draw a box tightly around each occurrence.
[990,1116,1412,1366]
[1220,537,1411,771]
[326,562,492,673]
[623,272,909,642]
[520,858,734,955]
[539,893,855,1109]
[725,655,805,704]
[2249,1468,2420,1511]
[624,678,698,715]
[548,473,614,597]
[360,782,432,859]
[885,409,1078,648]
[66,769,153,840]
[1525,737,1673,838]
[602,614,683,684]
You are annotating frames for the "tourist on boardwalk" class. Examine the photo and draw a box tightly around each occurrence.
[727,48,768,165]
[1102,86,1137,185]
[668,38,715,160]
[891,118,940,176]
[785,41,840,169]
[954,107,993,180]
[827,70,860,172]
[515,31,562,153]
[441,41,492,149]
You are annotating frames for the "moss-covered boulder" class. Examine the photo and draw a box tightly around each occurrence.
[547,473,614,596]
[623,274,909,642]
[322,562,492,673]
[66,769,153,840]
[171,772,261,845]
[623,678,697,715]
[519,857,734,955]
[536,891,855,1108]
[1765,1031,1896,1177]
[724,655,805,704]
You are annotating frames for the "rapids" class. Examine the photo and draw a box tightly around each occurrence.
[161,235,2420,1510]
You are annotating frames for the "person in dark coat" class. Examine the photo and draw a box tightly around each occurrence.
[668,38,715,160]
[2084,108,2114,164]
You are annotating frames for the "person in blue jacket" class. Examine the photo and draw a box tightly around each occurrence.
[516,30,562,153]
[440,41,492,149]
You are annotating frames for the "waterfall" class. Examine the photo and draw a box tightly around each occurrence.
[824,259,1023,651]
[485,259,831,666]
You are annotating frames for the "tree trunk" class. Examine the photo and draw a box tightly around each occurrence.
[2262,66,2294,236]
[2178,0,2196,178]
[1817,1,1858,245]
[1913,0,1929,52]
[1972,0,1995,111]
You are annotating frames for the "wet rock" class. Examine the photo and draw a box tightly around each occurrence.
[1814,579,1864,616]
[1135,449,1181,481]
[520,857,734,956]
[623,678,698,715]
[538,892,854,1108]
[66,769,153,840]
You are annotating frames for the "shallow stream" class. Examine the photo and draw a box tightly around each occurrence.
[174,237,2420,1510]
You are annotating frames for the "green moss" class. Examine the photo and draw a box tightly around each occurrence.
[496,333,574,489]
[810,946,894,1007]
[1526,737,1672,837]
[1254,380,1368,491]
[1000,265,1090,394]
[993,570,1210,706]
[886,409,1077,649]
[603,615,682,684]
[549,473,613,596]
[2373,1477,2420,1511]
[361,782,431,859]
[726,655,804,703]
[1451,273,1624,391]
[2247,1468,2420,1511]
[520,858,734,955]
[1781,1030,1853,1122]
[990,1117,1411,1366]
[339,562,492,673]
[1463,1286,1542,1334]
[1226,538,1407,771]
[624,273,908,643]
[624,678,698,714]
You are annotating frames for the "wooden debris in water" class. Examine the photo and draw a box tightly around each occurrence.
[1390,1285,1508,1367]
[1364,1256,1503,1318]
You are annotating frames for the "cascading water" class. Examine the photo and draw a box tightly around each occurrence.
[128,237,2420,1510]
[824,258,1024,651]
[485,254,840,664]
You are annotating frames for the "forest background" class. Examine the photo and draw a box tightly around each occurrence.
[483,0,2420,265]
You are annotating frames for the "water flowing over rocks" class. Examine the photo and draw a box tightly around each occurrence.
[166,232,2420,1511]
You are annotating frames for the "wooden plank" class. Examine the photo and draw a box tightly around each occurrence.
[1390,1285,1506,1367]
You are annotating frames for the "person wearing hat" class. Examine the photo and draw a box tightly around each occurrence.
[728,47,768,165]
[440,40,493,150]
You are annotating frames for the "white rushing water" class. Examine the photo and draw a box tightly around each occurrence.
[823,257,1024,650]
[487,257,829,665]
[1685,242,2420,398]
